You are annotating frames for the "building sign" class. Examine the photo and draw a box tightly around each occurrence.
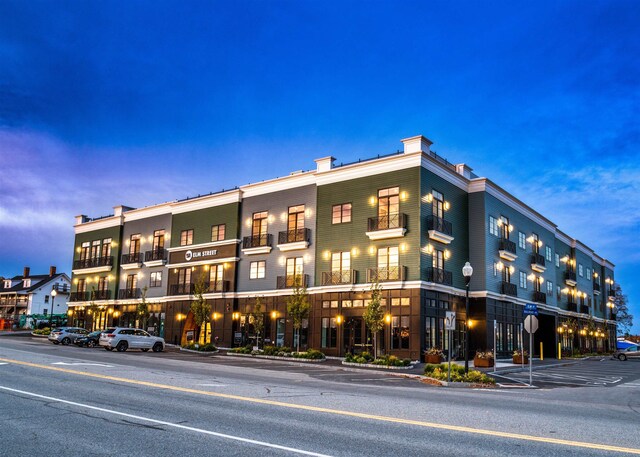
[184,249,218,262]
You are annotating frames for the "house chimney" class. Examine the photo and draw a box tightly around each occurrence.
[49,266,57,277]
[401,135,433,154]
[314,156,335,173]
[455,163,473,179]
[23,267,30,278]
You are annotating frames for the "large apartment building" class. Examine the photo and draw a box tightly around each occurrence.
[68,135,616,359]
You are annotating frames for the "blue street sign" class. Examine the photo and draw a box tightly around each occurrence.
[523,303,539,316]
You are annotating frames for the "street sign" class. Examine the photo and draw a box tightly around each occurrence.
[524,303,539,316]
[445,311,456,330]
[524,315,538,333]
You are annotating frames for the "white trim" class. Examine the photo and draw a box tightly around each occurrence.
[555,230,573,246]
[123,203,173,221]
[498,251,518,262]
[241,246,272,255]
[315,152,422,186]
[531,263,546,273]
[74,216,123,233]
[120,263,142,271]
[240,173,316,198]
[276,241,309,252]
[168,257,239,269]
[143,260,166,268]
[365,228,407,241]
[427,230,454,244]
[420,155,468,191]
[166,239,240,252]
[170,190,242,215]
[71,266,113,275]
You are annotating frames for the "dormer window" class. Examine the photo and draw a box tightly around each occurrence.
[23,279,31,288]
[3,280,10,289]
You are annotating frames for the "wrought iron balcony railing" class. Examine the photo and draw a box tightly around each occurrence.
[52,284,70,293]
[276,274,309,289]
[70,292,89,302]
[579,304,590,314]
[207,280,230,293]
[145,248,167,262]
[92,290,111,300]
[242,234,273,249]
[593,282,601,293]
[499,239,517,255]
[170,283,194,295]
[533,291,547,304]
[367,213,407,232]
[118,288,141,299]
[567,302,578,312]
[72,256,114,270]
[426,215,452,236]
[564,271,577,282]
[500,281,517,297]
[121,252,143,264]
[367,266,406,282]
[277,228,311,244]
[321,270,356,285]
[425,267,453,286]
[531,253,545,267]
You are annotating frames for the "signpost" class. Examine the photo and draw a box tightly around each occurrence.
[493,320,497,373]
[445,311,455,383]
[524,308,539,387]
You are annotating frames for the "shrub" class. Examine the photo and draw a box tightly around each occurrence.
[424,347,444,357]
[474,350,494,360]
[291,349,325,360]
[230,345,252,354]
[371,355,412,367]
[263,345,292,356]
[424,363,495,384]
[33,327,51,335]
[182,343,217,352]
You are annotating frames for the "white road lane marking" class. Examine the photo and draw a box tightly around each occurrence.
[0,363,8,365]
[0,385,333,457]
[197,384,229,387]
[51,362,113,367]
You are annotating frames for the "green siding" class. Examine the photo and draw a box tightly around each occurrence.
[71,225,123,296]
[171,202,240,246]
[420,168,469,289]
[315,167,422,284]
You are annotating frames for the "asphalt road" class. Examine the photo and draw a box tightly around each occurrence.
[1,335,639,456]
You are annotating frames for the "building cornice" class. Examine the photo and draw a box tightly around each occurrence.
[240,172,316,198]
[170,189,242,215]
[166,239,241,252]
[315,152,422,186]
[75,216,123,234]
[123,203,173,221]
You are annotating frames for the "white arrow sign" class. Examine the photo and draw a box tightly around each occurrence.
[524,315,538,334]
[445,311,456,330]
[52,362,113,367]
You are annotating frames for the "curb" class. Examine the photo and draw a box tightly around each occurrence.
[30,332,49,338]
[178,348,220,356]
[225,353,326,363]
[341,361,414,370]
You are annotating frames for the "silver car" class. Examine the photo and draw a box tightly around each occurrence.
[48,327,90,345]
[99,327,165,352]
[614,345,640,361]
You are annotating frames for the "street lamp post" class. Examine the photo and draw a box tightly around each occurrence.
[385,313,392,356]
[606,278,615,352]
[462,262,473,374]
[49,289,57,328]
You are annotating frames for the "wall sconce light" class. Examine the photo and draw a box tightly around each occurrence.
[400,191,408,201]
[350,247,359,257]
[368,246,376,255]
[444,201,450,211]
[369,196,377,206]
[509,265,515,274]
[336,315,343,325]
[444,249,451,260]
[508,224,514,232]
[385,314,391,324]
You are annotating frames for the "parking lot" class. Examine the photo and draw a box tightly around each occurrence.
[493,357,640,388]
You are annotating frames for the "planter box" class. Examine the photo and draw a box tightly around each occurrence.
[473,357,494,368]
[513,356,529,364]
[424,354,444,364]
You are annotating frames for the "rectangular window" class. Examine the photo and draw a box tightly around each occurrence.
[392,316,410,349]
[432,189,444,219]
[321,317,337,348]
[252,211,268,237]
[129,234,141,255]
[285,257,304,286]
[555,253,560,268]
[579,264,583,277]
[519,271,527,289]
[249,261,266,279]
[44,295,49,303]
[209,265,224,289]
[342,300,352,308]
[98,276,109,292]
[331,251,351,272]
[211,224,226,242]
[150,271,162,287]
[91,240,101,259]
[506,324,514,352]
[518,232,526,250]
[545,246,552,262]
[332,203,352,224]
[77,279,86,294]
[152,230,165,251]
[80,241,90,260]
[496,322,504,352]
[180,229,193,246]
[489,216,499,237]
[288,205,305,232]
[125,274,137,291]
[178,268,192,286]
[102,238,112,258]
[586,268,591,280]
[352,299,363,307]
[547,280,553,295]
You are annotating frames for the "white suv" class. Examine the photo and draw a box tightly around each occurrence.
[99,327,165,352]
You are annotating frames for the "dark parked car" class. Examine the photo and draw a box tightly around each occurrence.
[74,330,102,348]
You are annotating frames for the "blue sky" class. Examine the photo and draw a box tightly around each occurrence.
[0,1,638,331]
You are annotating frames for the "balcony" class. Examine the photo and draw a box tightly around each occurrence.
[277,228,311,252]
[70,292,89,302]
[72,256,114,274]
[276,274,309,289]
[530,253,546,273]
[145,248,167,266]
[92,290,111,301]
[498,239,518,261]
[426,215,454,244]
[118,288,141,300]
[425,267,453,286]
[170,283,194,295]
[366,213,407,240]
[52,284,70,293]
[242,234,273,255]
[121,252,143,270]
[593,282,601,295]
[533,290,547,304]
[564,271,577,287]
[207,280,230,293]
[321,270,357,286]
[567,302,578,312]
[367,266,406,282]
[579,304,589,314]
[500,281,517,297]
